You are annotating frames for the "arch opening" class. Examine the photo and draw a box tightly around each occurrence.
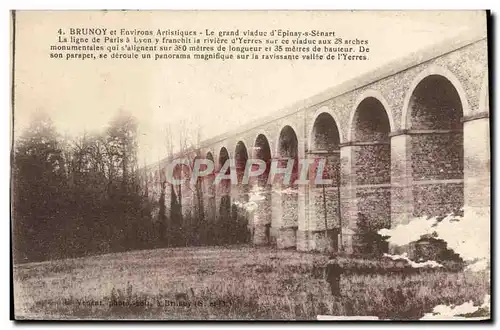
[278,126,299,158]
[217,147,232,244]
[352,97,391,143]
[205,152,215,198]
[352,97,391,254]
[218,147,229,168]
[312,113,341,151]
[310,113,341,251]
[235,141,249,184]
[407,74,464,217]
[254,134,272,185]
[277,125,299,186]
[233,141,251,243]
[276,125,299,249]
[251,134,273,245]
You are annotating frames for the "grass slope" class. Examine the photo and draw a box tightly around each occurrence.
[13,245,490,320]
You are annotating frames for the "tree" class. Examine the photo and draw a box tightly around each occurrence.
[13,112,68,262]
[12,110,158,263]
[159,119,207,246]
[106,110,139,191]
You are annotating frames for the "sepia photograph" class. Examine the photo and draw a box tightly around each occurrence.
[10,10,491,320]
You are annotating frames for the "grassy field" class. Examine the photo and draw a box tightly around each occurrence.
[13,245,490,320]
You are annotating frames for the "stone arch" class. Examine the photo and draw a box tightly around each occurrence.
[204,151,216,194]
[275,124,300,249]
[351,97,392,143]
[204,151,215,185]
[233,140,251,243]
[350,94,392,250]
[234,137,249,153]
[276,125,300,186]
[347,89,395,142]
[308,106,344,149]
[251,133,273,245]
[274,123,300,157]
[253,133,273,184]
[235,141,249,183]
[310,111,341,151]
[206,150,214,162]
[401,65,470,129]
[214,145,232,171]
[403,68,465,217]
[217,146,232,205]
[218,146,230,168]
[308,110,342,251]
[250,131,273,159]
[217,146,232,243]
[277,125,299,158]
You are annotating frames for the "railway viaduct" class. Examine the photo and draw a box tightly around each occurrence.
[143,29,490,254]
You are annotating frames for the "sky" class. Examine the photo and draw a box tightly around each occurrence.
[13,10,487,164]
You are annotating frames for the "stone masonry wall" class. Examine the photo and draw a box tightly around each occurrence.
[145,38,488,255]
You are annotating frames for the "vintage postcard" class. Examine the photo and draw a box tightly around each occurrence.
[11,10,490,320]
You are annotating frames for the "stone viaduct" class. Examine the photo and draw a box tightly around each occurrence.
[143,29,490,254]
